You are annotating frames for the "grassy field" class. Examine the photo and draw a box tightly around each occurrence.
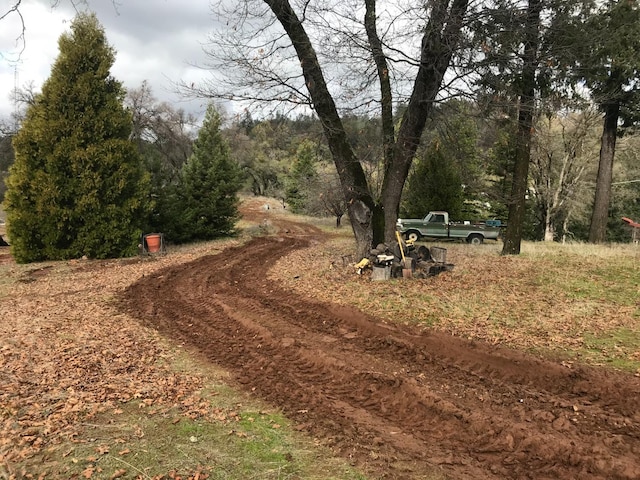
[272,230,640,372]
[1,206,639,478]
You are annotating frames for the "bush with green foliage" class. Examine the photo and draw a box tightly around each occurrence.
[285,140,318,214]
[4,13,150,263]
[164,104,243,243]
[402,140,464,219]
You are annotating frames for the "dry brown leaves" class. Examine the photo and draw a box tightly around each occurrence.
[0,241,239,478]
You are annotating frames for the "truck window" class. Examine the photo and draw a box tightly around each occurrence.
[432,214,445,223]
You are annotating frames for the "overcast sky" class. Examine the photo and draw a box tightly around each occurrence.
[0,0,222,123]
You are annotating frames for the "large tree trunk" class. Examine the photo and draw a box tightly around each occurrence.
[264,0,377,258]
[381,0,469,243]
[588,101,620,243]
[265,0,470,256]
[501,0,542,255]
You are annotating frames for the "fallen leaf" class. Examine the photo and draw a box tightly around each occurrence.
[96,445,110,455]
[82,466,94,478]
[110,469,127,479]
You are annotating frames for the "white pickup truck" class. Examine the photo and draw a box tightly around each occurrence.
[396,211,503,245]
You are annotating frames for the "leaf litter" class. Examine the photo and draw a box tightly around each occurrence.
[0,243,239,479]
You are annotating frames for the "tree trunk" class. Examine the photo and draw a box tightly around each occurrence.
[381,0,469,243]
[364,0,394,174]
[501,0,542,255]
[264,0,469,257]
[588,101,620,243]
[544,221,554,242]
[264,0,377,259]
[561,206,573,244]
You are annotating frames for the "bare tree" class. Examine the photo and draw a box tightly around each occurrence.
[530,109,600,241]
[126,81,196,180]
[1,1,26,59]
[189,0,472,257]
[2,1,93,60]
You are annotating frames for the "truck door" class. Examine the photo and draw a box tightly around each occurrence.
[425,213,448,237]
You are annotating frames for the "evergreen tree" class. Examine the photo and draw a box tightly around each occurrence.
[402,140,464,219]
[0,133,14,203]
[168,104,243,243]
[4,13,150,263]
[285,140,318,213]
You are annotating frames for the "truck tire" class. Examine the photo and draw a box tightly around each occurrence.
[467,233,484,245]
[405,230,421,242]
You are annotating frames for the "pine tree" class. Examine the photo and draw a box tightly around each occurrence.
[285,140,318,214]
[4,13,150,263]
[168,104,243,243]
[402,140,464,219]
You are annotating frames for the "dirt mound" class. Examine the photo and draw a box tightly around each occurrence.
[120,218,640,479]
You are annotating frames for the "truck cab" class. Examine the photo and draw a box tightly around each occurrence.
[419,211,448,238]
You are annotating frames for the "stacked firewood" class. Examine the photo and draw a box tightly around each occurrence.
[362,240,453,279]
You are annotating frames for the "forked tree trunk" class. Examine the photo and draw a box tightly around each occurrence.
[265,0,469,258]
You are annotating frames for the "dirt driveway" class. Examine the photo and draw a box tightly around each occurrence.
[120,208,640,480]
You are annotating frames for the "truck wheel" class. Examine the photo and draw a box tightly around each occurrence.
[467,234,484,245]
[405,231,421,242]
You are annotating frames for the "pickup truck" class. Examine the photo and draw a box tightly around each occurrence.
[396,211,502,245]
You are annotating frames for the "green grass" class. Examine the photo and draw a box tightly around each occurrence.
[533,256,640,306]
[581,328,640,369]
[62,408,323,479]
[27,358,368,480]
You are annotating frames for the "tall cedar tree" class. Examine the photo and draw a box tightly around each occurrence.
[548,0,640,242]
[169,104,242,243]
[470,0,543,254]
[583,1,640,243]
[4,13,150,263]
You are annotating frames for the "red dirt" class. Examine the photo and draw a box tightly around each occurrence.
[120,210,640,479]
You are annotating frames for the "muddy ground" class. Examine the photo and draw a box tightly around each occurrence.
[119,210,640,480]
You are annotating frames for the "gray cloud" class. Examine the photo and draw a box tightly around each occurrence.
[0,0,223,122]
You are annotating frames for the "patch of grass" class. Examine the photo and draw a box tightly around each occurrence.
[23,353,368,480]
[272,237,640,372]
[580,328,640,369]
[533,256,640,306]
[61,407,329,479]
[0,265,15,299]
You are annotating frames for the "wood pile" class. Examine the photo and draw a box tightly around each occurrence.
[363,240,454,280]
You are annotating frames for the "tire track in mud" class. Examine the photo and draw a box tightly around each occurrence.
[121,224,640,479]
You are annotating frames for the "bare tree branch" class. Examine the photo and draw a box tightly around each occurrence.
[1,1,26,60]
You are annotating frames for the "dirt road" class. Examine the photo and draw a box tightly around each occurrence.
[121,210,640,479]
